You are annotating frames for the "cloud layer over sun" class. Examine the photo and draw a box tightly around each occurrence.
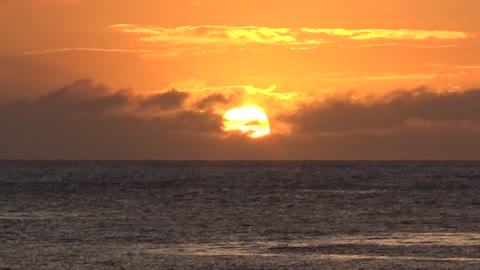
[2,80,480,159]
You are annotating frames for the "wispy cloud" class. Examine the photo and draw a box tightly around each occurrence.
[110,25,307,46]
[21,47,188,59]
[354,43,460,49]
[190,0,201,7]
[0,0,79,4]
[21,25,470,59]
[301,28,469,40]
[23,47,158,55]
[111,24,470,53]
[359,73,459,81]
[455,65,480,69]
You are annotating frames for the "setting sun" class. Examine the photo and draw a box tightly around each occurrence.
[223,106,271,138]
[2,0,480,160]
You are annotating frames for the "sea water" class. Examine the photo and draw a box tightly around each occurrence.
[0,161,479,269]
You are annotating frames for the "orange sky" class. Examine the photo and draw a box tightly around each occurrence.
[1,0,480,159]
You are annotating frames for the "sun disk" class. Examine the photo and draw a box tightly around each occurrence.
[223,106,271,138]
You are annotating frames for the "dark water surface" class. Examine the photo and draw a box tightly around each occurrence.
[0,161,479,269]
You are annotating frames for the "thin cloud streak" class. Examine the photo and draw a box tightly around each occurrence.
[21,27,469,59]
[300,28,469,40]
[354,43,460,48]
[22,47,161,56]
[21,47,231,59]
[112,24,470,46]
[105,24,472,57]
[455,65,480,69]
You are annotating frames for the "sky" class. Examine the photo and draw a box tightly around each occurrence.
[1,0,480,159]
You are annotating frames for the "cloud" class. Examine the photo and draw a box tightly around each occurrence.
[195,93,230,110]
[283,87,480,133]
[26,79,129,112]
[110,25,299,45]
[19,26,470,59]
[140,89,189,110]
[0,0,78,4]
[455,65,480,70]
[34,0,78,3]
[2,80,480,159]
[21,47,224,59]
[355,73,459,81]
[0,79,227,159]
[107,24,470,57]
[190,0,201,7]
[0,80,238,159]
[22,48,162,56]
[300,28,469,40]
[0,56,82,105]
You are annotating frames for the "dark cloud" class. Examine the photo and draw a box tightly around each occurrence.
[140,89,189,110]
[284,87,480,133]
[0,80,224,159]
[149,110,224,133]
[195,93,230,109]
[0,56,81,105]
[1,81,480,159]
[31,79,129,113]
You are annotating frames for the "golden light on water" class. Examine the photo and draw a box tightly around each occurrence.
[223,106,271,138]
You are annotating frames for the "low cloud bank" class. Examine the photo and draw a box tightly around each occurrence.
[1,80,480,159]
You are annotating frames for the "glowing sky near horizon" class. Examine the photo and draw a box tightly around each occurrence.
[1,0,480,159]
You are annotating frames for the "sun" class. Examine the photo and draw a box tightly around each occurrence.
[223,106,271,138]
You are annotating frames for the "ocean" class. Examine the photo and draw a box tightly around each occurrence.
[0,161,479,269]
